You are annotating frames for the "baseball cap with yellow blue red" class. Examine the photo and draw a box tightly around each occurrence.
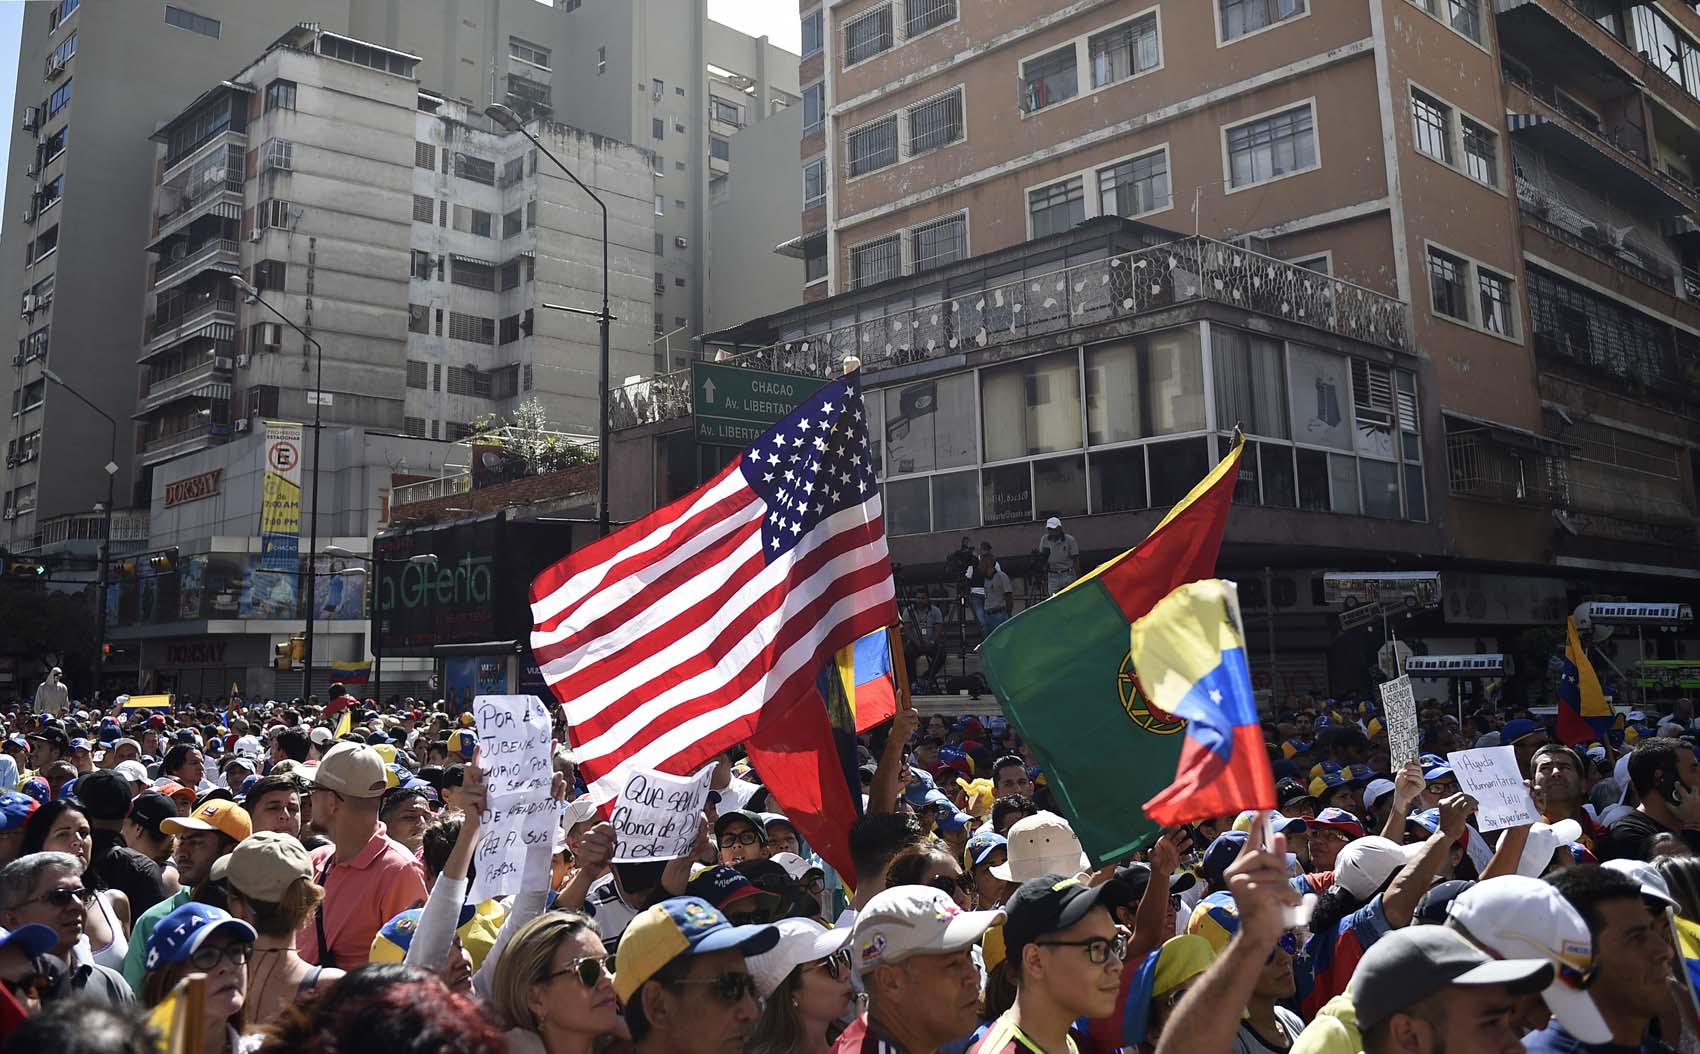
[611,896,779,1003]
[850,884,1005,978]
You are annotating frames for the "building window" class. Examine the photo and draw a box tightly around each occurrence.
[503,209,523,238]
[803,83,825,135]
[1411,89,1452,163]
[43,125,67,161]
[1021,46,1078,113]
[415,142,435,170]
[451,206,493,237]
[500,259,522,290]
[404,416,426,437]
[711,97,742,127]
[1461,117,1498,187]
[1089,13,1160,88]
[164,5,220,38]
[1412,0,1481,43]
[844,3,894,66]
[1099,149,1171,218]
[1477,267,1516,336]
[263,79,296,113]
[1219,0,1306,42]
[47,0,77,31]
[253,259,287,292]
[910,213,967,273]
[48,79,72,117]
[408,304,429,333]
[849,235,901,289]
[454,153,495,185]
[805,237,828,283]
[802,8,824,55]
[907,88,964,156]
[257,198,292,229]
[406,360,428,389]
[448,312,495,344]
[710,136,730,161]
[597,45,606,74]
[981,350,1084,463]
[412,194,433,223]
[847,115,899,177]
[509,36,550,68]
[45,32,76,76]
[1427,247,1468,321]
[654,194,664,216]
[905,0,956,38]
[36,175,62,211]
[451,257,495,290]
[652,117,665,140]
[804,158,826,208]
[1224,103,1316,188]
[1029,177,1085,237]
[259,137,293,173]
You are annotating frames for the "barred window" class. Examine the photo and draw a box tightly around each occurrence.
[905,0,955,37]
[1411,89,1452,163]
[1478,268,1516,336]
[406,360,428,388]
[847,115,898,177]
[451,257,495,290]
[260,138,293,173]
[908,90,963,157]
[1088,13,1159,87]
[1427,247,1467,321]
[412,194,433,223]
[844,3,893,65]
[404,416,426,437]
[1099,151,1170,218]
[1462,117,1498,186]
[448,312,495,344]
[447,422,475,440]
[1028,178,1084,237]
[910,214,967,273]
[454,153,496,185]
[408,305,430,334]
[849,235,900,289]
[415,142,435,170]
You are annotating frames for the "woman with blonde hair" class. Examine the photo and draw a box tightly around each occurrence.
[744,918,854,1054]
[489,912,621,1054]
[217,831,345,1026]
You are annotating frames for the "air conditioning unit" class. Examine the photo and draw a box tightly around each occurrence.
[236,351,251,367]
[30,183,42,198]
[21,107,38,133]
[234,418,250,433]
[2,511,14,521]
[249,227,264,243]
[23,163,37,179]
[214,356,234,370]
[20,449,36,463]
[674,236,689,248]
[21,204,34,224]
[46,55,65,78]
[20,295,36,317]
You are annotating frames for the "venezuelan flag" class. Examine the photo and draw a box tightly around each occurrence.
[1558,617,1610,745]
[1135,579,1276,827]
[850,629,898,733]
[1674,915,1700,1008]
[983,436,1243,863]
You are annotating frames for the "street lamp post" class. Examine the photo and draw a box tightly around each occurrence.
[324,545,436,706]
[42,368,116,696]
[484,103,615,537]
[230,274,325,702]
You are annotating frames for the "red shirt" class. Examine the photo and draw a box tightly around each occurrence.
[299,823,427,968]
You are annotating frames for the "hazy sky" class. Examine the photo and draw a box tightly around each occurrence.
[707,0,801,52]
[0,3,21,179]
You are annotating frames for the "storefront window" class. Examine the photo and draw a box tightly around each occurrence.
[932,470,980,530]
[886,477,931,535]
[982,463,1033,525]
[884,374,976,474]
[1087,446,1148,513]
[1033,454,1087,519]
[1147,437,1211,506]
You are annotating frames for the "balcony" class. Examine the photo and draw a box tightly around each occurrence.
[153,238,240,290]
[391,472,472,506]
[1444,419,1571,506]
[137,358,232,413]
[150,177,244,247]
[1514,180,1680,295]
[614,232,1412,429]
[144,296,237,354]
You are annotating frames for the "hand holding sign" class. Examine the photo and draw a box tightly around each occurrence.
[468,696,557,902]
[1445,746,1539,832]
[610,763,717,863]
[1380,675,1419,767]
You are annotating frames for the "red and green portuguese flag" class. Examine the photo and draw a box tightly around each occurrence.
[981,435,1245,865]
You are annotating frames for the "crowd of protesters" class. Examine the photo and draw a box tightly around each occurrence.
[2,680,1700,1054]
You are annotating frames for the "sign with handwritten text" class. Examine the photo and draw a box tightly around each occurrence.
[468,694,556,900]
[1446,746,1540,832]
[1380,676,1419,767]
[610,763,716,863]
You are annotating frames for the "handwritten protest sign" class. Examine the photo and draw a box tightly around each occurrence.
[469,695,556,901]
[610,763,716,863]
[1380,675,1419,767]
[1446,746,1540,832]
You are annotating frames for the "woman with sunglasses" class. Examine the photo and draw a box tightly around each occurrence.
[140,902,256,1054]
[885,843,977,911]
[20,799,130,972]
[744,918,855,1054]
[489,912,622,1054]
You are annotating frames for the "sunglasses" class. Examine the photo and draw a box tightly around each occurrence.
[547,954,614,987]
[671,970,760,1003]
[24,886,94,909]
[1267,932,1300,963]
[1035,933,1128,965]
[4,958,60,1002]
[188,943,254,971]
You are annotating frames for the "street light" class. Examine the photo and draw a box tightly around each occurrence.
[43,367,117,695]
[230,273,326,702]
[322,546,436,705]
[484,102,614,537]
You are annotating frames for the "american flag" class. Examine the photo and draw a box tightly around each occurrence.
[529,371,897,804]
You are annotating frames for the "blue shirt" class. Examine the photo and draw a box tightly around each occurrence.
[1521,1021,1677,1054]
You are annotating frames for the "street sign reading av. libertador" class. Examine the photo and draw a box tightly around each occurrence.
[691,362,830,445]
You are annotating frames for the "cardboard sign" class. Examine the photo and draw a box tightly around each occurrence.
[610,763,717,862]
[1446,746,1540,832]
[468,694,556,901]
[1380,675,1419,767]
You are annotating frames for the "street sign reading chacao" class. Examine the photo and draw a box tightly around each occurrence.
[691,362,830,445]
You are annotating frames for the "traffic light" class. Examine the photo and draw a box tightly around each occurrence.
[290,636,305,662]
[274,641,293,671]
[4,559,45,578]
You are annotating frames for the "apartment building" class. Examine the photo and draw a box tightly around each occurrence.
[610,0,1700,700]
[555,0,802,367]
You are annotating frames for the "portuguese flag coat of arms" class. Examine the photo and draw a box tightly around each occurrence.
[982,435,1245,865]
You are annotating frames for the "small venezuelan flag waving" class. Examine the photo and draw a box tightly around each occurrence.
[1135,579,1276,827]
[1557,616,1610,746]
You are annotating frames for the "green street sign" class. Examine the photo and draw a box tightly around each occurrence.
[691,362,829,446]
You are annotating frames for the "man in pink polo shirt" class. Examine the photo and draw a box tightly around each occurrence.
[299,742,427,968]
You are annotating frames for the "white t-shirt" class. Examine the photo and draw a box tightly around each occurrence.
[1233,1007,1305,1054]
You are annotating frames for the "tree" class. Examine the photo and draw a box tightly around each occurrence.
[470,398,594,475]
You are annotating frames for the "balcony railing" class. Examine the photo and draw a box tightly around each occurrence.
[1445,431,1569,505]
[146,296,236,343]
[156,177,243,230]
[143,356,230,400]
[392,473,472,506]
[1514,183,1678,294]
[154,238,240,284]
[612,233,1411,429]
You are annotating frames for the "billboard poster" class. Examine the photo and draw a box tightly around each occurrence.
[313,557,366,620]
[248,421,305,617]
[443,656,508,715]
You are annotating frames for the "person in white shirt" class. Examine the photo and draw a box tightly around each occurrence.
[32,669,70,717]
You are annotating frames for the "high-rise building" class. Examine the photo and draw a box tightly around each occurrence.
[607,0,1700,700]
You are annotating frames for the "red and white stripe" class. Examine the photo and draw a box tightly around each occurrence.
[529,460,895,805]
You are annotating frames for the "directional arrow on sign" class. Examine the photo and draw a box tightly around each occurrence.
[702,377,717,404]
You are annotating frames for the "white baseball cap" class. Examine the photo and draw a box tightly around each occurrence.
[1600,858,1680,910]
[1362,779,1397,811]
[745,918,851,998]
[1447,876,1612,1044]
[1333,836,1423,899]
[990,811,1091,883]
[1512,819,1582,878]
[234,735,262,758]
[115,760,150,786]
[562,795,599,828]
[1045,516,1062,529]
[850,885,1004,976]
[309,727,335,747]
[770,851,823,883]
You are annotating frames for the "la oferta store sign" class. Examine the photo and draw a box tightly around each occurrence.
[163,469,221,508]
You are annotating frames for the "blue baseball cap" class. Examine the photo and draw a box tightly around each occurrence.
[612,896,779,1002]
[966,830,1007,867]
[4,735,28,752]
[144,903,257,971]
[1501,719,1543,744]
[0,923,57,959]
[937,809,974,833]
[0,791,39,832]
[68,738,91,752]
[1201,830,1248,889]
[1423,761,1454,781]
[20,778,50,805]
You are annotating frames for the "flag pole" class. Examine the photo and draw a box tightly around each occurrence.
[886,624,912,715]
